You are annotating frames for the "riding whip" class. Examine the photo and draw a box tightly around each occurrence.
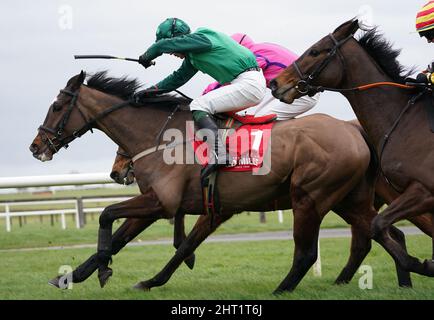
[74,55,155,66]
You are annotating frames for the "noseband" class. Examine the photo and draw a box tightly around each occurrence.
[292,33,353,95]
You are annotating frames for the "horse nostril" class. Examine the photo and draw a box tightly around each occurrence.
[110,171,119,181]
[29,143,39,154]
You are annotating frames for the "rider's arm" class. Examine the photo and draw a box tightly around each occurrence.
[152,59,198,91]
[140,33,212,62]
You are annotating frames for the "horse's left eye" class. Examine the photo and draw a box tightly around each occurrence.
[309,49,320,57]
[52,102,62,111]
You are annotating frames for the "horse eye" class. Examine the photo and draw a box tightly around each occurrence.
[52,102,62,112]
[309,49,320,57]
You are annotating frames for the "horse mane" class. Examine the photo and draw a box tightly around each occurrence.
[357,28,414,83]
[86,71,191,109]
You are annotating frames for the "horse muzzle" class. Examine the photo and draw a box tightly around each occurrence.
[29,142,53,162]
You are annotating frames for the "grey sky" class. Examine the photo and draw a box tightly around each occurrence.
[0,0,431,177]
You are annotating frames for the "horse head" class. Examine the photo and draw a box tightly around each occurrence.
[110,148,135,185]
[29,71,87,161]
[270,19,360,103]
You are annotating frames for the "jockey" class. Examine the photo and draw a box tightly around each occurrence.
[137,18,266,181]
[415,1,434,84]
[203,33,320,120]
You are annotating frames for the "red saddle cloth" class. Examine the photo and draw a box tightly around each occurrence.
[191,113,276,173]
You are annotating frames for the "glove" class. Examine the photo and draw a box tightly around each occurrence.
[138,54,153,69]
[415,72,433,84]
[133,86,159,103]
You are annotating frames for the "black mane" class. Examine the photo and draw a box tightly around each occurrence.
[86,71,142,100]
[86,71,191,108]
[357,28,414,83]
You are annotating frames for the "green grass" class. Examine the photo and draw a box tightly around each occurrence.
[0,235,434,299]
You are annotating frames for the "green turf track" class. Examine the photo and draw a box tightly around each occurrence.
[1,235,434,300]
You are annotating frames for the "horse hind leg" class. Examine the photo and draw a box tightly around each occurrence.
[173,211,196,270]
[134,213,232,291]
[274,186,322,294]
[334,211,373,285]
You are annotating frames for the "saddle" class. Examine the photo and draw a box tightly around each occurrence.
[215,112,277,129]
[200,112,277,223]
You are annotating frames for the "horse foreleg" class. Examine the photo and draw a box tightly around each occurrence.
[173,211,196,269]
[96,191,169,288]
[133,213,233,291]
[372,181,434,276]
[48,217,154,288]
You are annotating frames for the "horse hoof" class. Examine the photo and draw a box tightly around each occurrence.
[184,254,196,270]
[334,279,350,285]
[133,281,151,291]
[422,259,434,276]
[98,268,113,288]
[48,276,62,289]
[272,289,284,296]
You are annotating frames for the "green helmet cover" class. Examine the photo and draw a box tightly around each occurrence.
[155,18,191,41]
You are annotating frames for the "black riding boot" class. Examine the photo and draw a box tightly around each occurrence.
[193,111,229,184]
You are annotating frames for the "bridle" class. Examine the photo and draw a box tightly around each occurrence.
[291,33,354,95]
[38,89,90,153]
[38,87,131,154]
[287,33,416,95]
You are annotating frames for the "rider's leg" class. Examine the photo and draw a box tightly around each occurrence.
[190,70,266,181]
[247,89,320,120]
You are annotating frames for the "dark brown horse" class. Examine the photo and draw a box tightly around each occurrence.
[29,71,406,293]
[111,128,434,270]
[271,19,434,277]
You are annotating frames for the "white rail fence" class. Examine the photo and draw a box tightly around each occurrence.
[0,173,133,232]
[0,196,132,232]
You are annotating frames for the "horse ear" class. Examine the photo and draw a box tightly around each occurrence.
[68,70,86,90]
[77,70,86,85]
[333,19,360,37]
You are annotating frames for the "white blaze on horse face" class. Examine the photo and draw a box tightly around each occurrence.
[39,152,53,162]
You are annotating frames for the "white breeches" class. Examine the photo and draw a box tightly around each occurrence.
[190,70,266,114]
[237,88,320,120]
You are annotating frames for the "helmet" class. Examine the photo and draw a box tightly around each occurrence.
[416,1,434,33]
[155,18,190,41]
[231,33,255,49]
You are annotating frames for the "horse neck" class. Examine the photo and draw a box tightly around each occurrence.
[78,86,190,157]
[340,41,412,147]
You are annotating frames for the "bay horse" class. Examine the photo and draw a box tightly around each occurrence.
[110,130,434,279]
[271,19,434,278]
[29,71,407,293]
